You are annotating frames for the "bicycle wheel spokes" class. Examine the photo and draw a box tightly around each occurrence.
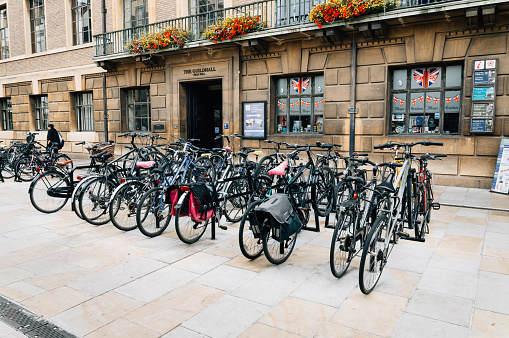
[313,167,335,217]
[262,227,297,265]
[30,170,69,213]
[110,181,145,231]
[175,213,208,244]
[239,200,264,259]
[224,178,249,223]
[330,210,354,278]
[79,178,114,225]
[359,216,389,294]
[137,187,171,237]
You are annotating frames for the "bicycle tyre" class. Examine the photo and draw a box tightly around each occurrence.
[330,209,355,278]
[359,214,389,294]
[175,207,209,244]
[186,157,216,183]
[312,166,336,217]
[253,155,276,187]
[29,170,70,213]
[223,177,249,223]
[78,176,116,225]
[262,224,298,265]
[109,180,145,231]
[136,187,172,237]
[15,155,36,181]
[72,176,97,219]
[239,199,264,259]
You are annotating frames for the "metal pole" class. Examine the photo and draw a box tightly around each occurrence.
[102,0,109,142]
[349,39,357,155]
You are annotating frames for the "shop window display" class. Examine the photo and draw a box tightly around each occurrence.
[390,65,462,135]
[275,75,324,134]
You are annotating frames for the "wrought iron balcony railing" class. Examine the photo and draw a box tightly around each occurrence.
[93,0,460,58]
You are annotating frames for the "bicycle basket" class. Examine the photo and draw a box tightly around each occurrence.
[255,193,302,242]
[86,142,115,162]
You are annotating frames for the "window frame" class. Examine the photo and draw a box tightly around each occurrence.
[389,63,463,136]
[189,0,224,37]
[0,7,9,59]
[71,0,92,45]
[126,88,151,132]
[274,74,324,134]
[75,92,94,131]
[28,0,46,53]
[34,95,49,131]
[1,98,12,130]
[123,0,148,29]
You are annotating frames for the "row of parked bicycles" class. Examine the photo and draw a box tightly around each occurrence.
[11,131,446,294]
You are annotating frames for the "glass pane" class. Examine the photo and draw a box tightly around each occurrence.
[393,69,407,90]
[411,67,441,89]
[446,65,462,87]
[314,75,324,94]
[277,115,287,133]
[391,93,406,114]
[290,77,311,95]
[391,113,405,134]
[409,114,425,134]
[289,98,300,115]
[290,115,300,132]
[314,115,323,133]
[277,98,287,115]
[424,113,439,134]
[300,97,311,115]
[301,115,311,133]
[425,92,440,113]
[443,113,459,134]
[313,97,324,115]
[444,90,460,113]
[276,78,287,96]
[409,92,425,113]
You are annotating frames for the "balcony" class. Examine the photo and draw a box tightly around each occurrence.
[93,0,498,60]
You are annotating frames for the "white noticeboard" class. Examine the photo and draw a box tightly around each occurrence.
[491,138,509,194]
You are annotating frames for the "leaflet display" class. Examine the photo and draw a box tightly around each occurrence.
[242,101,267,139]
[471,59,498,133]
[491,138,509,194]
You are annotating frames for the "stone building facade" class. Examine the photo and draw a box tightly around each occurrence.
[0,0,508,188]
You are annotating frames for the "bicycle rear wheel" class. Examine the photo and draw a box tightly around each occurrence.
[359,215,390,294]
[186,157,216,183]
[330,209,355,278]
[262,225,298,265]
[312,166,335,217]
[109,180,145,231]
[136,187,171,237]
[15,155,36,181]
[224,178,249,223]
[175,209,209,244]
[29,170,70,213]
[239,199,264,259]
[78,177,116,225]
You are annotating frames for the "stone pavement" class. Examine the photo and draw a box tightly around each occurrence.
[0,181,508,338]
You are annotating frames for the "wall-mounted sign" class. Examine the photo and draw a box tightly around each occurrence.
[183,67,216,77]
[153,123,165,132]
[242,101,267,139]
[471,59,498,133]
[491,138,509,194]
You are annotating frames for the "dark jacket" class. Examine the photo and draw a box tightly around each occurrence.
[47,128,60,144]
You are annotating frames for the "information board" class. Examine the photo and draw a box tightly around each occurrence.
[471,58,498,133]
[242,101,266,139]
[491,138,509,194]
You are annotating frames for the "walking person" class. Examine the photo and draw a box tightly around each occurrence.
[47,124,62,153]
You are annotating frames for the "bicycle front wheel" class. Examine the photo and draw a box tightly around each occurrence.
[78,177,116,225]
[109,180,146,231]
[29,170,70,213]
[330,209,355,278]
[239,199,264,259]
[262,225,298,265]
[359,215,390,294]
[136,187,171,237]
[223,178,249,223]
[15,155,36,181]
[312,166,336,217]
[175,209,209,244]
[186,157,216,183]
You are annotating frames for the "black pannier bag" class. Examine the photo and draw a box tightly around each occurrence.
[189,182,218,214]
[252,193,302,242]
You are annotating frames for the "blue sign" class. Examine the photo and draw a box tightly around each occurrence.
[473,87,495,101]
[215,127,219,134]
[224,123,228,129]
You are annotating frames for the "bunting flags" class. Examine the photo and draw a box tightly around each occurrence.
[392,94,460,107]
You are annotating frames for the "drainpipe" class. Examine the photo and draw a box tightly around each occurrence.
[102,0,109,142]
[349,40,357,155]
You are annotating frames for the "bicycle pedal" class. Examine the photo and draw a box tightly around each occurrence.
[219,225,228,230]
[432,203,440,210]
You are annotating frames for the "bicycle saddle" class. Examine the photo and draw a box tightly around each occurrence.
[345,176,366,186]
[375,173,396,193]
[56,160,73,166]
[268,161,288,176]
[136,161,156,168]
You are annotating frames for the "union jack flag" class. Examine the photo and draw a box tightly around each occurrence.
[454,95,460,102]
[414,68,440,88]
[418,96,424,103]
[399,99,405,107]
[445,97,451,105]
[433,97,440,105]
[426,95,432,103]
[412,99,417,106]
[291,78,310,94]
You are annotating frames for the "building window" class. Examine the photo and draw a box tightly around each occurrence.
[29,0,46,53]
[34,95,49,131]
[71,0,92,45]
[0,7,9,59]
[189,0,223,37]
[275,75,324,133]
[1,98,12,130]
[390,65,463,135]
[126,88,151,131]
[123,0,148,29]
[75,92,94,131]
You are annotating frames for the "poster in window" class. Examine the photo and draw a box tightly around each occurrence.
[291,77,310,95]
[391,114,405,134]
[446,65,462,87]
[290,98,300,115]
[277,99,288,115]
[313,97,324,115]
[425,92,441,113]
[472,103,494,117]
[393,69,407,90]
[444,91,460,113]
[242,101,266,139]
[474,70,496,85]
[473,86,495,101]
[314,75,324,94]
[409,92,425,113]
[276,78,287,96]
[391,93,406,113]
[411,67,441,89]
[300,98,312,115]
